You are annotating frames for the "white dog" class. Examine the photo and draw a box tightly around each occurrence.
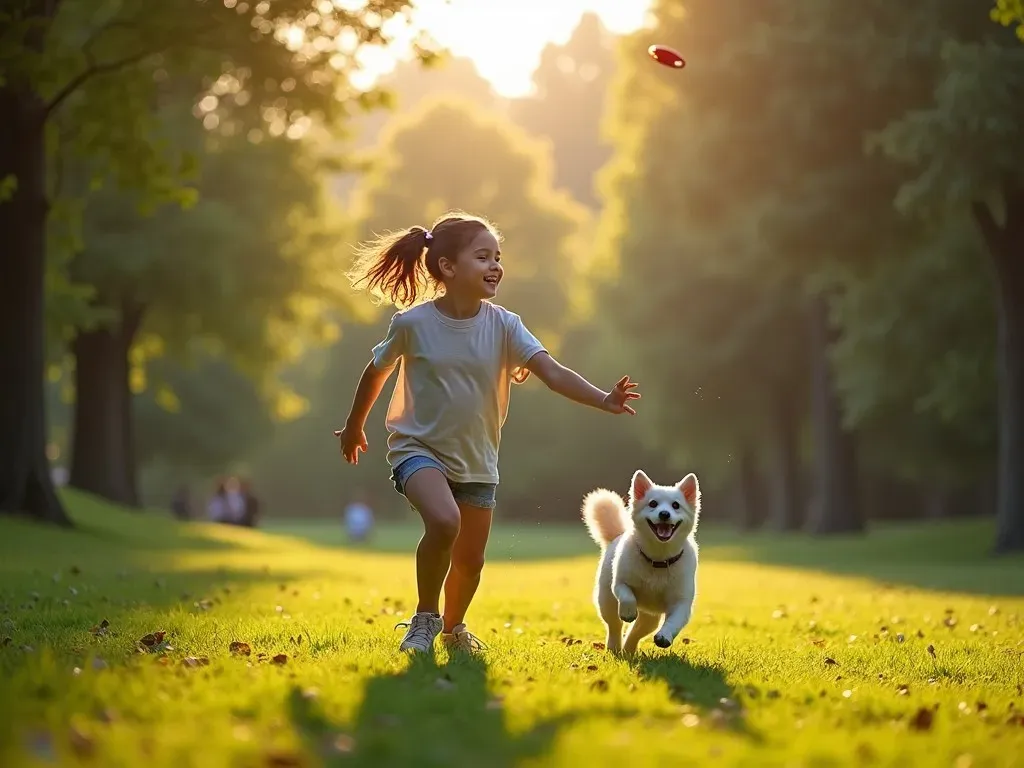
[581,469,700,654]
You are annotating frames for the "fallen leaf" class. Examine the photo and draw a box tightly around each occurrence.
[271,654,288,665]
[916,629,926,638]
[89,619,110,637]
[943,616,958,628]
[810,638,826,648]
[910,707,935,731]
[898,685,910,696]
[766,690,780,699]
[590,679,609,692]
[592,642,605,650]
[586,664,598,671]
[230,641,252,656]
[824,657,838,666]
[181,656,210,668]
[927,644,936,658]
[137,631,171,654]
[896,633,906,643]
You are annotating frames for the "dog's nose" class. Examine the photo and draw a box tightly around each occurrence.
[658,510,671,521]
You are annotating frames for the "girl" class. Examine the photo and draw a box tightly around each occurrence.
[335,211,640,654]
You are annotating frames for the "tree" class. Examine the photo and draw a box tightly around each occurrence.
[597,1,824,532]
[0,0,428,523]
[829,216,997,498]
[871,13,1024,551]
[511,12,615,209]
[65,111,342,506]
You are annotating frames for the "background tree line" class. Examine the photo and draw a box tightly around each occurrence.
[2,0,1022,554]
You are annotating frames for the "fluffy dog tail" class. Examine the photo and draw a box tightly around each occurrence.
[581,489,628,548]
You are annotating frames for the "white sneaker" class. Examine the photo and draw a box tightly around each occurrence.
[442,623,487,654]
[395,612,443,653]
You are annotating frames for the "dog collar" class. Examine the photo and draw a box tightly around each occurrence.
[636,541,686,569]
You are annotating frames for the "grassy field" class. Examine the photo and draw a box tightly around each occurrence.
[1,492,1022,767]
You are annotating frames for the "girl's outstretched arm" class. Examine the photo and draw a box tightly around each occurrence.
[335,358,396,463]
[525,352,640,415]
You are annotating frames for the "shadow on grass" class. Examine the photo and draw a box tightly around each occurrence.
[287,654,580,768]
[703,518,1024,596]
[630,652,757,739]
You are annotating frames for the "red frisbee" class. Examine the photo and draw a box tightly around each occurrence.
[648,44,685,69]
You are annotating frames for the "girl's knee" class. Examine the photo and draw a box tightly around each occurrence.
[424,512,461,545]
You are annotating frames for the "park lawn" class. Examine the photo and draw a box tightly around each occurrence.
[0,492,1021,767]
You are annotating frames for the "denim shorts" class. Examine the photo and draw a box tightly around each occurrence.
[391,455,498,510]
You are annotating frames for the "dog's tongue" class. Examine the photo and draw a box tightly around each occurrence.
[655,523,674,539]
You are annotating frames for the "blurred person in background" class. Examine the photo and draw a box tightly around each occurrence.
[344,490,374,543]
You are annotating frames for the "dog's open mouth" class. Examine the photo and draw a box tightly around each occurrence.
[647,520,680,541]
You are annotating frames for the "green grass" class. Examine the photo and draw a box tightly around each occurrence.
[1,491,1022,767]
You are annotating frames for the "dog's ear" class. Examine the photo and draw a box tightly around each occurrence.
[630,470,653,503]
[677,473,700,509]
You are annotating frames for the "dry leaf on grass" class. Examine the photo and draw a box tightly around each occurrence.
[910,707,935,731]
[137,631,171,654]
[89,619,110,637]
[229,641,252,656]
[271,654,288,665]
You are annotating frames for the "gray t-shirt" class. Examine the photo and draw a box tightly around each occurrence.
[371,300,546,484]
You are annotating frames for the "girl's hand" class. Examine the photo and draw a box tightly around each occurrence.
[602,375,640,415]
[334,426,368,464]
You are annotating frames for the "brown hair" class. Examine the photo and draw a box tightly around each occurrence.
[347,211,501,308]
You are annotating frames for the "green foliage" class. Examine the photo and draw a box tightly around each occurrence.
[134,354,276,476]
[992,0,1024,41]
[829,217,997,483]
[869,34,1024,222]
[597,0,813,480]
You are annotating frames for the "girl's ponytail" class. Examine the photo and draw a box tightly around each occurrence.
[347,211,498,309]
[347,225,434,309]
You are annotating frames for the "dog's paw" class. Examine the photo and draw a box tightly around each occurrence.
[653,633,672,649]
[618,606,638,623]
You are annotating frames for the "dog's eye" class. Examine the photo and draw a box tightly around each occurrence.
[648,500,657,508]
[671,501,680,510]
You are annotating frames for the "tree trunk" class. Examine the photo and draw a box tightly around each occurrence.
[973,187,1024,553]
[69,302,144,507]
[806,294,864,534]
[736,447,762,531]
[766,392,803,531]
[0,73,71,525]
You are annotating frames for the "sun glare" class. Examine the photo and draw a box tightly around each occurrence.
[361,0,653,97]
